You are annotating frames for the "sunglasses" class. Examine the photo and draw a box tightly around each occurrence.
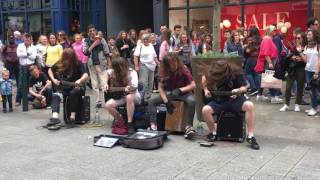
[295,37,301,40]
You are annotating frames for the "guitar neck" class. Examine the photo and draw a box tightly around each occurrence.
[108,87,126,92]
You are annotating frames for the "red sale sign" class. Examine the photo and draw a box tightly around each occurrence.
[220,1,308,45]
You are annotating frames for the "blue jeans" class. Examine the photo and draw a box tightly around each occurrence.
[305,71,318,109]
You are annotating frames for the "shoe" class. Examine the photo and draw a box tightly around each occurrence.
[249,90,258,96]
[294,104,300,112]
[256,95,270,101]
[247,136,260,150]
[15,102,21,106]
[279,104,290,112]
[307,108,317,116]
[149,123,157,131]
[43,118,61,128]
[128,123,135,135]
[46,106,52,110]
[9,108,13,112]
[300,99,310,105]
[3,109,7,113]
[271,97,283,104]
[184,127,195,140]
[206,133,216,142]
[65,119,76,129]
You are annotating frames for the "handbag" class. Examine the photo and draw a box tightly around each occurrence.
[111,116,128,135]
[261,70,282,89]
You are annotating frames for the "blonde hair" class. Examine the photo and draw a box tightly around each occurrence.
[264,25,276,36]
[73,33,82,41]
[2,69,10,76]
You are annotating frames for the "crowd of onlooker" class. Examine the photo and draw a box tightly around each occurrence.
[0,17,319,149]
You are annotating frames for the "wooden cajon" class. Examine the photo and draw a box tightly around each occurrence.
[165,101,187,132]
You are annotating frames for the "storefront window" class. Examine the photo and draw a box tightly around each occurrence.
[169,10,187,31]
[190,8,213,33]
[169,0,187,8]
[189,0,212,6]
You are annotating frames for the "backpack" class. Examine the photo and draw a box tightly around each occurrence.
[111,116,128,135]
[3,45,18,63]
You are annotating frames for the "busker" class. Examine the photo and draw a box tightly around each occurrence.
[105,57,141,134]
[201,61,260,150]
[147,53,196,139]
[46,48,88,129]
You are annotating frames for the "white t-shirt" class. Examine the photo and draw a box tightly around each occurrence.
[304,45,320,72]
[106,68,141,99]
[134,43,157,71]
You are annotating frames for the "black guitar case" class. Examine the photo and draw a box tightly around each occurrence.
[94,130,168,150]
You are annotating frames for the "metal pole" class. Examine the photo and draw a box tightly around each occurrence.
[241,0,245,27]
[307,0,312,18]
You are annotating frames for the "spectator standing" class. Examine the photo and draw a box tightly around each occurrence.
[225,31,244,56]
[116,31,134,67]
[170,24,181,51]
[83,24,110,107]
[300,30,320,116]
[72,33,88,72]
[16,33,37,110]
[0,70,14,113]
[280,32,307,112]
[159,29,171,61]
[133,33,159,100]
[35,35,48,68]
[57,30,71,49]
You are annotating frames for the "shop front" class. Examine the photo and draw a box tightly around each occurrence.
[0,0,99,42]
[168,0,318,38]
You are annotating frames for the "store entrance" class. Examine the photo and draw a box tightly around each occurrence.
[106,0,154,36]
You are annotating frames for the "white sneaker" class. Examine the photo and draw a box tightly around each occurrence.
[256,95,270,101]
[271,97,283,104]
[294,104,300,112]
[307,108,317,116]
[280,104,290,112]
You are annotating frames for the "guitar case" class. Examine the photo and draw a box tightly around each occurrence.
[94,130,168,150]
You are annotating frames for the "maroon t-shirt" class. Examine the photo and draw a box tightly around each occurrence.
[164,67,193,91]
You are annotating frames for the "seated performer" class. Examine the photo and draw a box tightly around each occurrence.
[46,48,88,129]
[105,57,141,134]
[147,52,196,139]
[201,61,260,150]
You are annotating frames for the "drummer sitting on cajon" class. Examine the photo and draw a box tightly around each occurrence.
[201,61,260,150]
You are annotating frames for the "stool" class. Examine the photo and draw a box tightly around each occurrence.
[165,101,187,132]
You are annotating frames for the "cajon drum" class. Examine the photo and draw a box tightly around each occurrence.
[165,101,187,132]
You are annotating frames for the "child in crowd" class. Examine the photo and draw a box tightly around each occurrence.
[0,69,14,113]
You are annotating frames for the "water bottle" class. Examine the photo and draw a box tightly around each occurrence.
[95,109,100,125]
[196,123,204,136]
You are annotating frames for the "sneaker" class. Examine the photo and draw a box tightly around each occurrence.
[256,95,270,102]
[271,97,283,104]
[184,127,196,140]
[249,90,258,96]
[307,108,317,116]
[128,123,135,135]
[279,104,290,112]
[247,136,260,150]
[9,108,13,112]
[43,118,61,128]
[294,104,300,112]
[206,133,216,142]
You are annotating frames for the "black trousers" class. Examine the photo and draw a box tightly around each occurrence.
[2,95,13,110]
[51,88,84,114]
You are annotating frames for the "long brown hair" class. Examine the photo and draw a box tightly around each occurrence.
[117,30,127,40]
[55,48,80,75]
[110,57,129,87]
[161,29,171,45]
[159,52,184,81]
[205,61,242,90]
